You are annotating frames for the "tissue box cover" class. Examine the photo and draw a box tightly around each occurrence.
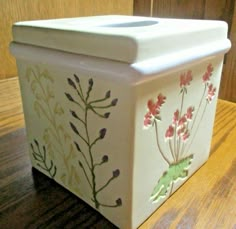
[10,15,231,229]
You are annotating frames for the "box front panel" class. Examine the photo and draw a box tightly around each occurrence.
[132,56,224,228]
[16,59,134,229]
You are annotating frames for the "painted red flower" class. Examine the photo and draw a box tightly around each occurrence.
[178,116,187,127]
[186,106,194,120]
[147,99,160,116]
[168,106,193,142]
[181,130,190,141]
[180,70,192,88]
[173,109,179,125]
[144,112,152,127]
[202,64,214,83]
[206,83,216,103]
[177,125,185,137]
[143,94,166,128]
[207,64,213,73]
[169,106,193,140]
[157,94,166,107]
[165,125,174,139]
[176,125,190,141]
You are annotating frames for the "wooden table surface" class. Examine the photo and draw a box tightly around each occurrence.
[0,78,236,229]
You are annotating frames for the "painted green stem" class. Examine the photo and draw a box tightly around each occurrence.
[154,120,171,165]
[67,75,121,209]
[186,101,208,155]
[190,84,207,132]
[31,141,57,179]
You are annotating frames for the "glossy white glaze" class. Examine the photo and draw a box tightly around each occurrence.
[13,15,230,64]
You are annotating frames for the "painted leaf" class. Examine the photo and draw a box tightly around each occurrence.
[35,93,43,101]
[43,129,50,143]
[30,80,37,94]
[47,85,55,100]
[34,101,48,119]
[150,155,193,203]
[31,139,57,179]
[42,70,54,83]
[54,102,64,115]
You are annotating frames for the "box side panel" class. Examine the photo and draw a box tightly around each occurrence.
[131,55,224,228]
[15,55,134,228]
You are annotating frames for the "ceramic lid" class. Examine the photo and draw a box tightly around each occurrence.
[12,15,230,64]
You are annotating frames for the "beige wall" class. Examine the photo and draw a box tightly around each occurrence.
[0,0,133,79]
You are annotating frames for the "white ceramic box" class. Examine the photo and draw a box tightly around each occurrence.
[11,15,231,229]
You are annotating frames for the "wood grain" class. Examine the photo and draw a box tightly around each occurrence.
[219,2,236,102]
[0,0,133,80]
[133,0,152,16]
[134,0,236,102]
[0,77,235,228]
[0,77,24,137]
[152,0,206,18]
[204,0,235,31]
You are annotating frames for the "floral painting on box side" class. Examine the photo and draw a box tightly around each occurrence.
[25,66,122,210]
[143,64,216,203]
[26,66,80,194]
[65,74,122,209]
